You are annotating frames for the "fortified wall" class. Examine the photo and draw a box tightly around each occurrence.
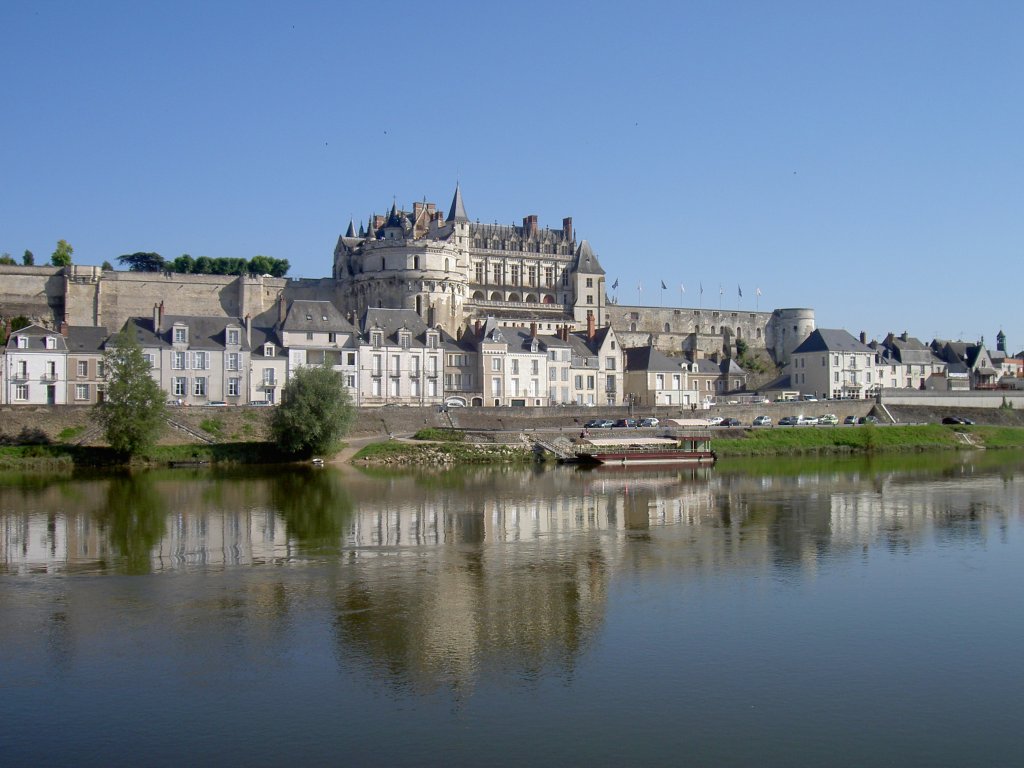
[608,304,815,364]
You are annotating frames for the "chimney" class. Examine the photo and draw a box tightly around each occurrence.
[562,217,573,241]
[901,331,909,342]
[859,331,867,344]
[587,311,595,341]
[278,293,287,326]
[244,314,252,348]
[694,347,704,361]
[426,203,436,216]
[523,215,538,237]
[413,201,424,220]
[475,319,482,337]
[60,321,69,337]
[530,322,537,338]
[153,303,161,334]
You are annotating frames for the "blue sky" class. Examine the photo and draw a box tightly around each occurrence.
[3,1,1022,351]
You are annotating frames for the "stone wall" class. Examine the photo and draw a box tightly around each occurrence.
[0,266,66,326]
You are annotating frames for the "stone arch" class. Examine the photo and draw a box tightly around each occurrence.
[664,322,671,333]
[543,294,555,304]
[525,293,538,303]
[490,291,503,301]
[507,292,521,302]
[630,322,637,332]
[473,290,485,300]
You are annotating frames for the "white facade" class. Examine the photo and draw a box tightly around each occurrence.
[4,325,68,405]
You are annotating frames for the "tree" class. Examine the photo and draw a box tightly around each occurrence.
[101,260,114,271]
[51,239,73,267]
[0,252,14,265]
[269,258,290,277]
[22,250,34,265]
[170,254,195,273]
[271,365,353,456]
[118,252,166,272]
[94,329,167,457]
[248,255,273,275]
[194,256,213,274]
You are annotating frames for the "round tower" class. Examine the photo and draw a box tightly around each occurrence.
[767,308,816,365]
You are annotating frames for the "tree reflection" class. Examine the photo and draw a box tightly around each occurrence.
[99,473,167,574]
[270,469,353,553]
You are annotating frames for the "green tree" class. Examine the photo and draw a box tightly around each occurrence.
[248,255,273,275]
[22,250,34,265]
[51,239,73,267]
[94,329,167,457]
[118,251,166,272]
[101,260,114,271]
[170,254,195,273]
[269,258,290,277]
[271,365,353,456]
[194,256,213,274]
[0,252,14,265]
[11,315,31,332]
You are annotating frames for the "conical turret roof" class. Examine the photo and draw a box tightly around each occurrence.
[447,183,469,223]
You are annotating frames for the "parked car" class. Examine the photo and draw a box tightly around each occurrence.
[778,416,798,426]
[613,418,638,428]
[585,419,614,429]
[843,415,858,425]
[752,415,772,427]
[942,416,974,425]
[818,414,839,426]
[795,415,818,425]
[802,394,819,402]
[721,417,743,427]
[858,415,879,425]
[638,417,660,427]
[706,416,724,426]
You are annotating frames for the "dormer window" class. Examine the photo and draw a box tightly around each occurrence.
[371,331,383,348]
[399,332,410,349]
[264,343,275,357]
[17,336,27,349]
[174,326,188,344]
[227,328,240,346]
[45,336,56,349]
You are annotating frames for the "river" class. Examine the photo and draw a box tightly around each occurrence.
[2,451,1023,767]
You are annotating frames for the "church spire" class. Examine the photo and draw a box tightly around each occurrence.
[446,183,469,223]
[345,220,356,238]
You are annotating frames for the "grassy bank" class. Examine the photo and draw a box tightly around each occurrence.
[711,424,1022,457]
[353,440,533,465]
[0,441,293,472]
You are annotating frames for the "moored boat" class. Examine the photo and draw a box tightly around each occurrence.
[574,435,716,466]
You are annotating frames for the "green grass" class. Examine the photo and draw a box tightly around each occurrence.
[58,425,86,442]
[412,428,465,442]
[199,418,224,437]
[354,440,532,464]
[713,424,978,457]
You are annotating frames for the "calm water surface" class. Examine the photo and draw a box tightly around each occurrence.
[2,452,1023,767]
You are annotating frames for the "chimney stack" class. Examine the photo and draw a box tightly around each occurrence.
[60,321,69,337]
[244,314,252,348]
[153,303,161,334]
[523,215,538,237]
[587,311,595,341]
[901,331,909,342]
[530,322,537,338]
[859,331,867,344]
[562,217,573,241]
[278,293,287,326]
[475,319,482,338]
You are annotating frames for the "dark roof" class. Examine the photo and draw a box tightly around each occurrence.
[250,327,285,359]
[66,325,110,354]
[122,315,249,351]
[447,184,469,223]
[283,300,356,334]
[6,324,68,351]
[361,308,435,345]
[573,240,605,276]
[792,328,871,355]
[624,346,683,373]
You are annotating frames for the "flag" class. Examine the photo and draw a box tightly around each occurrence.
[637,280,643,291]
[719,285,724,296]
[612,278,619,290]
[699,282,703,295]
[738,285,743,298]
[661,280,667,290]
[680,283,686,294]
[756,287,761,296]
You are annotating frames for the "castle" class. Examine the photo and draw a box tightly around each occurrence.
[1,185,814,365]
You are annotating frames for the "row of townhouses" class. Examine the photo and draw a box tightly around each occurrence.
[3,304,1019,408]
[783,329,1022,400]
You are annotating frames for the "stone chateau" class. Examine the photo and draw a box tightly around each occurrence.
[0,186,819,408]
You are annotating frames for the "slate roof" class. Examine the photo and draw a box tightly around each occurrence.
[447,184,469,223]
[792,328,872,355]
[66,325,110,354]
[249,327,286,360]
[361,308,432,344]
[122,315,250,351]
[573,240,605,276]
[624,346,682,373]
[6,324,68,351]
[283,300,357,335]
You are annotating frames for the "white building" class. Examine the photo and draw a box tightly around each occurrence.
[4,324,68,405]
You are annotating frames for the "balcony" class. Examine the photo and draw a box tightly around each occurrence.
[262,379,278,388]
[11,371,29,381]
[40,372,59,382]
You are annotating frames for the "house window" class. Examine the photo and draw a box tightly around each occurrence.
[16,336,27,349]
[346,352,356,366]
[511,360,519,375]
[264,344,275,357]
[15,384,29,401]
[77,360,88,377]
[262,369,275,385]
[144,353,156,367]
[174,327,187,343]
[191,351,208,370]
[306,332,314,341]
[75,384,89,401]
[227,329,240,345]
[227,378,240,397]
[193,377,207,397]
[586,278,593,288]
[491,357,501,371]
[606,357,616,371]
[345,374,356,388]
[172,351,185,370]
[173,377,187,396]
[98,361,105,378]
[45,336,56,350]
[227,352,240,371]
[328,332,337,344]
